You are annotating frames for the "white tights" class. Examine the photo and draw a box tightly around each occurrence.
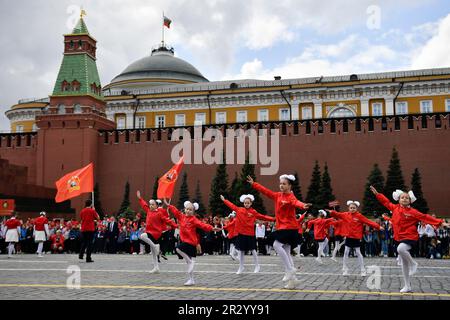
[140,233,159,269]
[397,243,416,289]
[8,243,15,256]
[176,248,194,282]
[37,242,44,255]
[317,238,329,258]
[238,250,259,271]
[273,240,294,272]
[343,246,365,272]
[332,240,344,258]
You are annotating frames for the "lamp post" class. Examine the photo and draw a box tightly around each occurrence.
[121,90,140,129]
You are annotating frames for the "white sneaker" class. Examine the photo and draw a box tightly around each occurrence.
[187,260,195,274]
[284,279,297,290]
[343,269,349,276]
[38,254,44,258]
[282,273,289,282]
[236,267,244,275]
[285,268,296,281]
[400,286,412,293]
[254,265,260,273]
[184,279,195,286]
[361,269,367,277]
[330,257,337,262]
[409,262,418,276]
[229,254,236,261]
[315,257,323,264]
[300,254,304,257]
[149,267,160,274]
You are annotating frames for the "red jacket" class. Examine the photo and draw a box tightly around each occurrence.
[223,199,275,236]
[307,218,335,240]
[252,182,306,230]
[5,219,21,229]
[330,210,380,240]
[34,216,48,231]
[224,218,238,239]
[139,198,177,240]
[80,208,100,232]
[376,193,443,241]
[331,219,346,237]
[167,205,213,247]
[50,234,65,248]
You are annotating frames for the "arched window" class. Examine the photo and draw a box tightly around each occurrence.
[57,104,66,114]
[71,80,80,91]
[69,40,74,49]
[328,107,356,118]
[74,104,82,114]
[61,80,70,91]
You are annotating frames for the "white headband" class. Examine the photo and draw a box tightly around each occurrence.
[228,211,236,218]
[346,200,361,207]
[155,200,162,205]
[392,190,417,203]
[184,201,199,211]
[240,194,255,203]
[279,174,296,182]
[39,211,46,216]
[319,210,327,217]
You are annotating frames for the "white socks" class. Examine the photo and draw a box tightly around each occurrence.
[37,242,44,255]
[332,241,343,259]
[251,250,260,273]
[274,240,295,275]
[398,243,416,292]
[342,246,365,275]
[176,248,195,285]
[237,251,245,274]
[354,247,365,272]
[140,233,160,270]
[8,243,14,257]
[343,246,350,272]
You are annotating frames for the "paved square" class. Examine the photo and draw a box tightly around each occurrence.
[0,254,449,300]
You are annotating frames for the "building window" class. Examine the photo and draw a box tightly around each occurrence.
[258,109,269,122]
[156,115,165,128]
[195,113,206,125]
[74,104,82,114]
[302,107,313,120]
[371,103,383,116]
[329,107,355,118]
[446,99,450,112]
[236,111,247,123]
[117,116,126,129]
[215,112,226,124]
[57,104,66,114]
[420,100,433,114]
[16,125,24,133]
[137,116,146,129]
[395,101,408,115]
[175,114,185,127]
[279,108,290,121]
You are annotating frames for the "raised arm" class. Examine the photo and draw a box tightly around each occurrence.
[328,210,345,220]
[370,186,396,212]
[411,210,444,227]
[167,204,183,221]
[247,176,277,200]
[359,214,381,230]
[194,218,214,233]
[221,196,240,213]
[253,210,276,222]
[137,191,150,212]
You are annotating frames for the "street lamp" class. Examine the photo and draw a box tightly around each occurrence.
[121,90,140,129]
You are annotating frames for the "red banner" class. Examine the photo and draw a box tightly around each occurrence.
[55,163,94,203]
[329,200,340,208]
[157,156,184,199]
[0,199,14,216]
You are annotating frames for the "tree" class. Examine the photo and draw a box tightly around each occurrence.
[291,172,303,202]
[118,181,131,215]
[306,161,321,213]
[118,206,136,221]
[384,147,407,200]
[228,172,240,204]
[235,154,266,214]
[317,163,336,209]
[411,168,429,213]
[91,183,105,219]
[152,176,159,200]
[177,172,190,209]
[209,154,229,217]
[362,164,386,216]
[193,180,207,216]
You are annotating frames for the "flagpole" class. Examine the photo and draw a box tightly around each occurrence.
[92,191,95,207]
[162,11,165,46]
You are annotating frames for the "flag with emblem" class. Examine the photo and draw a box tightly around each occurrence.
[157,156,184,199]
[55,163,94,203]
[0,199,15,216]
[163,15,172,28]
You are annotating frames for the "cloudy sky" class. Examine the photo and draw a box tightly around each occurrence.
[1,0,449,131]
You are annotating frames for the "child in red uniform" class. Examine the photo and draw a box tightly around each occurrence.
[294,213,308,259]
[34,211,50,257]
[328,200,381,276]
[330,217,346,262]
[5,215,21,258]
[223,212,239,261]
[307,210,335,264]
[137,191,177,274]
[221,194,275,274]
[50,230,65,253]
[166,199,220,286]
[370,186,449,293]
[247,174,312,289]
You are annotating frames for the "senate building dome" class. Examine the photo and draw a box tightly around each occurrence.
[103,45,209,94]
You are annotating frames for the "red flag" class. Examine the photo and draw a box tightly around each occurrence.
[163,16,172,28]
[0,199,15,216]
[55,163,94,203]
[157,156,184,199]
[329,200,340,208]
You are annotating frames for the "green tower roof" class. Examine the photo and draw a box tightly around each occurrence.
[72,17,89,35]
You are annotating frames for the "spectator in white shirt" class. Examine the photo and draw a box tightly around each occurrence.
[255,223,266,255]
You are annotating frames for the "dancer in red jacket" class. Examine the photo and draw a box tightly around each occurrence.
[4,215,21,258]
[137,190,177,274]
[34,212,50,257]
[328,200,381,276]
[221,194,275,274]
[371,186,449,293]
[166,199,220,286]
[294,213,308,258]
[223,213,239,261]
[306,210,335,264]
[248,174,311,289]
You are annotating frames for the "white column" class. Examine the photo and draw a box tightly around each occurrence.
[125,112,134,129]
[360,98,370,117]
[313,100,323,119]
[292,104,299,120]
[385,98,394,116]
